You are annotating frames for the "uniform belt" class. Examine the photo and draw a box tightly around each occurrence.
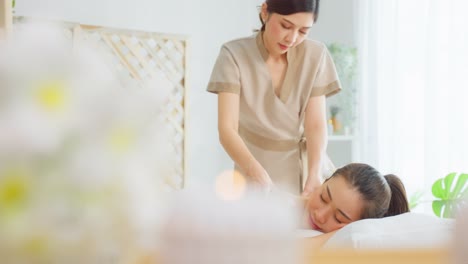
[238,125,308,192]
[238,125,336,192]
[238,125,304,152]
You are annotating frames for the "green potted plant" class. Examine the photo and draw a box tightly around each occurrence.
[326,43,358,135]
[432,172,468,218]
[329,105,341,134]
[408,172,467,218]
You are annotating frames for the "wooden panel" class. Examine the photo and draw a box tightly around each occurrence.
[72,25,190,190]
[150,248,451,264]
[11,18,190,190]
[304,248,451,264]
[0,0,12,38]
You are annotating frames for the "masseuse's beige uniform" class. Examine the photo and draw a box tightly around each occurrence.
[207,33,341,195]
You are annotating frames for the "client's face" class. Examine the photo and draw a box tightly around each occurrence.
[302,175,365,233]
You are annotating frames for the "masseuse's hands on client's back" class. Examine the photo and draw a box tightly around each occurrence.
[247,160,274,192]
[301,173,321,197]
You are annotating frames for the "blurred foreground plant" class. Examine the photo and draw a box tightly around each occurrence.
[0,21,173,263]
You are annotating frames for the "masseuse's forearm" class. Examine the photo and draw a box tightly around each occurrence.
[218,126,258,174]
[217,92,259,176]
[305,122,327,185]
[304,96,328,190]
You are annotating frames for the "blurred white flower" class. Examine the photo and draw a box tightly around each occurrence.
[0,20,174,262]
[160,187,299,264]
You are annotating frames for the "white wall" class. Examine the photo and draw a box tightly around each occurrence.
[310,0,357,45]
[15,0,356,187]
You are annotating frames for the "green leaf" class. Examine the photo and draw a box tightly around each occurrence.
[432,200,443,217]
[451,173,468,199]
[432,172,468,218]
[409,190,425,209]
[444,173,456,198]
[443,201,455,218]
[432,177,447,199]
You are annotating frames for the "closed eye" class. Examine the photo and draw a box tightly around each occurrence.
[335,216,342,224]
[320,194,326,203]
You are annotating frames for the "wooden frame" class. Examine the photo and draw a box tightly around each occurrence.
[305,248,452,264]
[151,247,451,264]
[5,15,190,190]
[71,24,190,189]
[0,0,12,39]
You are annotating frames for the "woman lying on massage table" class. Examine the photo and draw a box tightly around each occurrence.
[298,163,410,247]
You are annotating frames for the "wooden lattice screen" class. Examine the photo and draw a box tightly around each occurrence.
[3,14,189,190]
[72,25,189,190]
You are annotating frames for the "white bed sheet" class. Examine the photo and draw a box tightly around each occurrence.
[295,229,324,238]
[323,212,455,249]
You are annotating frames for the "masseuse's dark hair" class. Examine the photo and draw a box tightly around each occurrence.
[330,163,410,219]
[259,0,320,31]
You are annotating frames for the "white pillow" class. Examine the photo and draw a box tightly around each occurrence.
[295,229,324,238]
[323,212,455,249]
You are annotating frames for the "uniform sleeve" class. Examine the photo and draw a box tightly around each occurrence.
[206,45,241,95]
[310,47,342,97]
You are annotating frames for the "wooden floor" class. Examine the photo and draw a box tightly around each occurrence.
[150,247,452,264]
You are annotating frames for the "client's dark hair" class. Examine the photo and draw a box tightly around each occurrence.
[331,163,410,219]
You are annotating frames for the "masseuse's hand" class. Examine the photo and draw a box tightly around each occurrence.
[246,160,273,192]
[302,173,321,197]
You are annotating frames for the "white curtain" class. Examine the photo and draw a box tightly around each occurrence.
[357,0,468,198]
